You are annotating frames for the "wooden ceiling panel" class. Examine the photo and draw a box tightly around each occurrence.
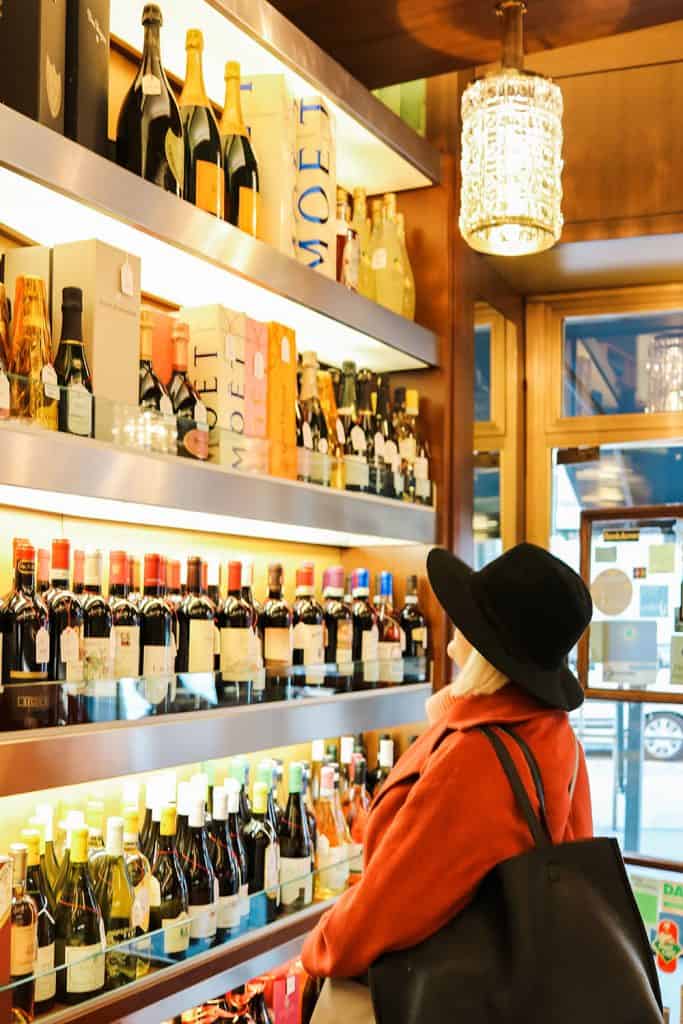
[269,0,683,87]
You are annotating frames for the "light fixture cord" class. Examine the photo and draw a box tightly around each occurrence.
[497,0,526,70]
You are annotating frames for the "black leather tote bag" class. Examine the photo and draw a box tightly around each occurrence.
[368,725,663,1024]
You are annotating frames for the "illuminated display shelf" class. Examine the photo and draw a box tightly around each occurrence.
[0,102,438,372]
[24,900,336,1024]
[0,684,431,797]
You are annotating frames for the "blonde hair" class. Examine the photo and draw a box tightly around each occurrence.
[451,647,509,698]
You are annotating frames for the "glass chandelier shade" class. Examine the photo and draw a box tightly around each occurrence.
[459,3,564,257]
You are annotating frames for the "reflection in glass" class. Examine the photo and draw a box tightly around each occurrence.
[474,324,492,422]
[474,452,502,570]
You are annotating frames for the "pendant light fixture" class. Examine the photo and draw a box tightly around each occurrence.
[459,1,564,257]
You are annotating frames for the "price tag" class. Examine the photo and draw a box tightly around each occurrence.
[35,627,50,664]
[142,73,162,96]
[350,424,366,453]
[120,258,134,297]
[302,421,313,450]
[60,626,80,664]
[336,419,346,446]
[194,401,208,425]
[0,370,9,412]
[254,351,265,380]
[42,365,60,400]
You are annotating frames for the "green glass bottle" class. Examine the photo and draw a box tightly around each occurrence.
[55,826,106,1005]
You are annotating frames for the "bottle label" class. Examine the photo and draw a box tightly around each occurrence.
[83,635,114,680]
[335,620,353,660]
[292,623,325,666]
[383,439,399,469]
[35,941,56,1002]
[350,425,366,453]
[414,455,429,480]
[114,625,140,678]
[316,836,348,893]
[162,912,190,955]
[297,446,311,480]
[344,454,369,489]
[239,882,249,917]
[65,941,105,994]
[361,626,379,661]
[371,248,387,271]
[35,626,50,665]
[142,645,173,677]
[132,878,151,932]
[11,923,36,975]
[220,627,252,680]
[237,186,261,238]
[42,364,59,401]
[188,619,214,673]
[66,385,93,437]
[60,625,81,665]
[188,901,217,939]
[264,627,292,664]
[142,73,161,95]
[415,476,431,500]
[399,437,417,463]
[264,843,280,899]
[195,160,224,218]
[412,626,428,648]
[302,421,313,450]
[378,642,404,683]
[280,856,313,907]
[217,893,241,929]
[148,875,161,909]
[374,432,385,458]
[335,419,346,446]
[165,129,185,192]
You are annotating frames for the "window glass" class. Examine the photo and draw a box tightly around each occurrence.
[474,452,501,569]
[563,311,683,417]
[475,324,492,422]
[624,862,683,1023]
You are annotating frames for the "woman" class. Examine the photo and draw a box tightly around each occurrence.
[302,542,594,1020]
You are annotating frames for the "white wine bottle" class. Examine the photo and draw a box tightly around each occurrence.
[55,827,106,1005]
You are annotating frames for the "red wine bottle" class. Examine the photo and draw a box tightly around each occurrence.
[322,565,353,689]
[140,554,174,713]
[46,538,84,685]
[259,564,292,698]
[176,557,215,674]
[82,551,113,681]
[108,551,141,679]
[399,574,428,683]
[292,563,325,686]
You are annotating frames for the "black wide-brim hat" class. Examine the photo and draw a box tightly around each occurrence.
[427,542,593,711]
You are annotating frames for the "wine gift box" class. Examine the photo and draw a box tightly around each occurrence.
[245,318,268,441]
[0,0,67,134]
[240,75,297,258]
[65,0,111,158]
[0,856,10,1021]
[180,304,270,474]
[294,95,337,281]
[267,322,297,480]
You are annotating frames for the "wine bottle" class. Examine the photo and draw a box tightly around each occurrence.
[210,788,241,938]
[244,782,280,927]
[218,560,257,699]
[255,761,281,839]
[55,826,106,1004]
[219,61,260,236]
[139,776,157,862]
[248,981,274,1024]
[54,287,93,438]
[351,569,379,687]
[335,187,360,291]
[369,737,395,797]
[339,735,355,805]
[301,763,318,852]
[34,803,60,904]
[123,808,152,940]
[399,574,428,683]
[331,764,353,889]
[94,817,136,990]
[374,571,404,686]
[139,309,176,455]
[176,556,215,674]
[352,188,374,301]
[310,739,325,805]
[82,550,114,681]
[149,806,190,960]
[1,542,54,731]
[299,351,331,488]
[346,755,370,882]
[37,548,50,595]
[174,780,192,869]
[9,842,38,1021]
[115,4,184,196]
[292,563,325,686]
[338,361,369,493]
[8,275,58,429]
[356,368,379,495]
[53,811,86,903]
[47,537,84,685]
[109,551,142,679]
[224,777,250,922]
[179,30,224,219]
[313,766,348,900]
[182,795,217,952]
[73,550,86,596]
[168,320,209,461]
[396,211,416,320]
[140,553,174,712]
[278,762,313,914]
[260,563,293,696]
[23,829,56,1013]
[322,566,353,687]
[375,193,404,315]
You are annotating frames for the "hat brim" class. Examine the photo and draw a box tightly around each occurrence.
[427,548,585,712]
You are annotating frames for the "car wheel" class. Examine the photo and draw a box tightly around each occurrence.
[644,712,683,762]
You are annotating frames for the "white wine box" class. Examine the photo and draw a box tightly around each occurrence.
[294,95,337,280]
[180,304,269,474]
[240,74,297,259]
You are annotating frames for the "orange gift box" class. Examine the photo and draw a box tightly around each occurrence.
[267,322,297,480]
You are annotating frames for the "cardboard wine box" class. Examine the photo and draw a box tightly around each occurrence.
[180,304,270,474]
[0,856,11,1021]
[294,96,337,280]
[149,309,175,387]
[245,318,268,440]
[65,0,110,157]
[0,0,67,134]
[240,75,297,258]
[267,322,297,480]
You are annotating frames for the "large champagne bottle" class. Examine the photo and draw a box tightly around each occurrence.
[115,4,184,195]
[218,61,260,236]
[9,275,58,429]
[179,30,224,218]
[55,826,106,1005]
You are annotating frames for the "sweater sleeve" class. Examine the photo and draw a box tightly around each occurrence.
[301,729,534,979]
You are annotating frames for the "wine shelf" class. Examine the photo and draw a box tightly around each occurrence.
[39,899,335,1024]
[0,422,437,547]
[0,103,438,373]
[0,684,430,797]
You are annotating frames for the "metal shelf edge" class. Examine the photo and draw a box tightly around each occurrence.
[0,686,430,796]
[0,103,438,368]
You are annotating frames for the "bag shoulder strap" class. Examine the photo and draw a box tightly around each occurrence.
[496,724,549,835]
[479,725,552,848]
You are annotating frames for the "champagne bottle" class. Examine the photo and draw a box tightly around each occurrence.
[179,30,224,218]
[115,4,184,195]
[149,806,190,961]
[210,788,241,938]
[54,287,93,438]
[95,817,136,990]
[55,826,106,1005]
[9,842,37,1021]
[278,762,313,914]
[219,61,260,236]
[23,829,56,1014]
[396,211,416,320]
[352,188,374,301]
[9,275,58,428]
[377,194,405,315]
[335,187,359,291]
[139,309,176,455]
